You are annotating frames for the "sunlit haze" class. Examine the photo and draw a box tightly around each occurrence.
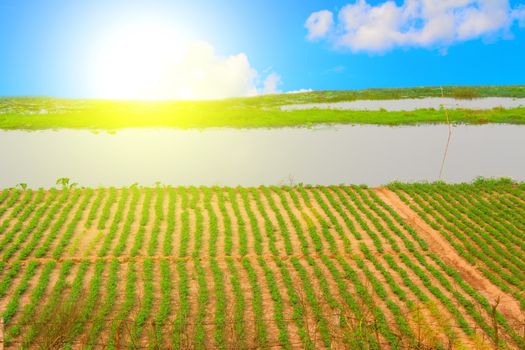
[91,16,266,100]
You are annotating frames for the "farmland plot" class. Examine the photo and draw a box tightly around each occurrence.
[0,182,523,349]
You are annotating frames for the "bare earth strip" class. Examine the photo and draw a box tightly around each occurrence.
[374,188,523,322]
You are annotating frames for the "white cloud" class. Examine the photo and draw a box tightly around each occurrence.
[167,41,259,99]
[95,38,279,100]
[512,5,525,27]
[306,0,525,53]
[305,10,334,40]
[286,88,313,94]
[262,73,282,94]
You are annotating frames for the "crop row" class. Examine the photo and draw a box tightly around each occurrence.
[0,184,521,349]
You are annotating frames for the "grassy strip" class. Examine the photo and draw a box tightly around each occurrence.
[273,187,318,253]
[318,187,363,240]
[2,261,39,324]
[6,261,56,342]
[257,257,290,349]
[52,190,94,258]
[210,259,227,349]
[2,92,525,130]
[1,190,57,260]
[0,189,12,209]
[163,188,176,256]
[86,259,119,348]
[247,188,277,255]
[112,188,139,256]
[85,189,105,228]
[68,259,105,344]
[22,261,74,345]
[133,259,154,342]
[0,262,22,297]
[130,188,153,256]
[172,261,191,349]
[229,189,249,256]
[178,189,191,258]
[225,258,246,348]
[192,189,204,257]
[0,190,35,237]
[0,190,22,222]
[193,259,210,349]
[290,257,332,347]
[274,257,314,349]
[108,261,137,349]
[297,187,346,253]
[216,189,233,256]
[34,190,82,258]
[260,187,294,255]
[334,255,399,348]
[154,259,171,347]
[241,258,268,348]
[148,188,164,255]
[17,190,70,260]
[97,188,116,230]
[97,188,129,256]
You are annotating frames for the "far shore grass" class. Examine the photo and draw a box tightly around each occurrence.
[1,107,524,130]
[1,85,524,129]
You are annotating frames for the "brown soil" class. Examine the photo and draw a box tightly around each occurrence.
[249,256,283,347]
[1,187,523,349]
[325,187,384,252]
[266,190,305,255]
[72,189,110,257]
[262,257,303,348]
[210,191,226,257]
[233,189,259,256]
[196,192,209,258]
[228,257,257,347]
[251,189,287,255]
[356,189,494,341]
[120,190,145,256]
[42,191,89,258]
[223,190,242,256]
[185,191,199,258]
[0,192,40,239]
[407,189,525,302]
[375,188,523,323]
[61,193,98,257]
[170,193,183,257]
[301,189,347,253]
[281,190,323,252]
[141,191,162,257]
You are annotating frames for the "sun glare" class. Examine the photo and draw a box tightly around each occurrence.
[94,18,186,100]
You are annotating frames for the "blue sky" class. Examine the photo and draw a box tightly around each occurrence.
[1,0,524,98]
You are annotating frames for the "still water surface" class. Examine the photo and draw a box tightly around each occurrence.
[281,97,525,111]
[1,125,524,188]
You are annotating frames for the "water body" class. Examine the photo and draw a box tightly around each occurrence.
[0,125,523,188]
[280,97,525,111]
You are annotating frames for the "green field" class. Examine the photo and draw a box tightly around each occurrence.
[1,85,525,130]
[0,179,523,349]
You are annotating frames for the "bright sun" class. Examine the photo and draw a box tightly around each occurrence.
[91,15,263,100]
[94,18,186,100]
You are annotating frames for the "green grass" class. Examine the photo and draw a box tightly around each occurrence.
[1,85,524,129]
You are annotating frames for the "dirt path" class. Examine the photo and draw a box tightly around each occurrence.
[375,188,523,322]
